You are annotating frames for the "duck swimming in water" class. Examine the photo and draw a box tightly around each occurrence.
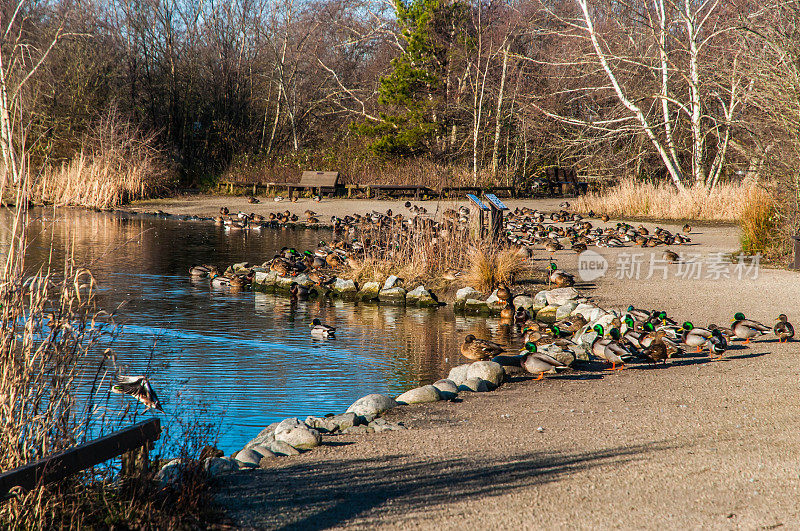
[311,318,336,338]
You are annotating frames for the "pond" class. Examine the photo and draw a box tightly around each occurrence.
[13,208,519,452]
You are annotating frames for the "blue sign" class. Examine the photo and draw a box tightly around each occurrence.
[484,193,508,210]
[466,194,489,211]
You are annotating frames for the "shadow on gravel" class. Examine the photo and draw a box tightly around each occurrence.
[217,442,676,529]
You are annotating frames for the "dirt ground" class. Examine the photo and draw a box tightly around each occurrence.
[139,195,800,529]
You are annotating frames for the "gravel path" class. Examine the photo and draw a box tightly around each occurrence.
[158,195,800,529]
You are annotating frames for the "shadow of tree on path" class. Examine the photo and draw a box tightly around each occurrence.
[217,441,677,529]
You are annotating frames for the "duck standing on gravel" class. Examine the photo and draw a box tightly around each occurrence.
[774,314,795,343]
[548,262,575,288]
[461,334,505,361]
[679,322,714,353]
[311,318,336,338]
[520,342,568,380]
[731,313,771,343]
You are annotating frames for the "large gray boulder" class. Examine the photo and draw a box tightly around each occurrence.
[235,448,265,467]
[546,287,579,306]
[532,290,549,311]
[254,270,277,286]
[346,393,398,421]
[379,287,407,303]
[447,364,471,386]
[274,419,321,450]
[332,278,358,295]
[269,440,300,456]
[204,457,237,477]
[155,459,186,487]
[464,299,490,314]
[535,305,559,324]
[358,281,381,302]
[395,385,441,405]
[467,361,504,389]
[405,285,437,307]
[432,379,459,400]
[243,422,279,449]
[458,378,490,393]
[456,286,481,302]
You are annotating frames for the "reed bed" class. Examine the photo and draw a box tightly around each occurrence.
[31,114,173,209]
[0,190,218,527]
[573,178,770,221]
[342,213,530,294]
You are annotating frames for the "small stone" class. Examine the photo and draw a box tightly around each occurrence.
[546,287,579,306]
[458,378,490,393]
[346,393,399,422]
[254,271,278,285]
[432,379,459,400]
[537,426,545,432]
[328,412,359,431]
[395,385,441,405]
[447,364,471,386]
[571,303,597,319]
[269,440,300,456]
[304,416,337,433]
[467,361,504,389]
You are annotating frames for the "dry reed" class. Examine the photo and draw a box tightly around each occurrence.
[740,186,780,256]
[463,245,528,294]
[573,178,770,221]
[31,110,173,209]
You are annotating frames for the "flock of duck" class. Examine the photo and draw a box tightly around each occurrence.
[460,289,791,378]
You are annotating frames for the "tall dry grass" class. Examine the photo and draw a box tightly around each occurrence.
[573,178,771,221]
[0,186,218,527]
[31,110,173,209]
[740,186,780,256]
[463,245,528,294]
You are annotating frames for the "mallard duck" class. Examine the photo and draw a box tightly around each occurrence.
[461,334,505,361]
[520,342,568,380]
[641,331,669,364]
[548,262,575,287]
[112,374,163,412]
[554,315,587,335]
[500,301,515,320]
[709,328,727,358]
[590,325,627,371]
[496,282,512,302]
[774,314,794,343]
[626,305,651,322]
[514,306,531,324]
[289,282,310,299]
[679,321,714,353]
[210,274,231,288]
[731,312,771,343]
[682,223,691,233]
[521,323,545,344]
[663,249,679,263]
[311,318,336,338]
[190,265,218,278]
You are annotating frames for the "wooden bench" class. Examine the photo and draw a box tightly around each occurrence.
[288,171,340,200]
[364,184,432,200]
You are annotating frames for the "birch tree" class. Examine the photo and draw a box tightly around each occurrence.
[533,0,749,190]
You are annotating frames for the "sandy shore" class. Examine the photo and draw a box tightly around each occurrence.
[146,194,800,529]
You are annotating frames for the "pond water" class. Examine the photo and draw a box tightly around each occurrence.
[12,208,520,452]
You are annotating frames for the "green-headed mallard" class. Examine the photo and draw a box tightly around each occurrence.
[461,334,505,361]
[548,262,575,288]
[591,324,627,371]
[311,318,336,338]
[731,312,770,343]
[774,314,795,343]
[679,321,713,353]
[520,342,568,380]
